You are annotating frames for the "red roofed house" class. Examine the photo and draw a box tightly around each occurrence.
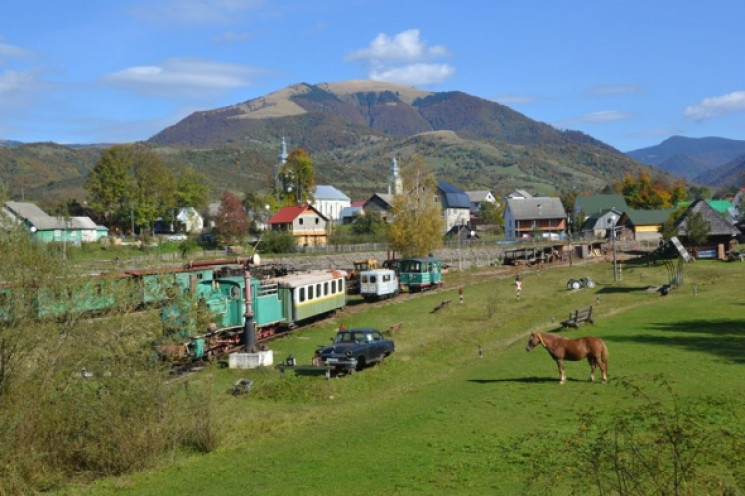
[268,204,329,246]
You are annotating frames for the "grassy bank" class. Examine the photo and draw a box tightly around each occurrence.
[64,258,745,495]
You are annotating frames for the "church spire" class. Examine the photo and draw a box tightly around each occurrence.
[275,136,288,198]
[387,156,402,195]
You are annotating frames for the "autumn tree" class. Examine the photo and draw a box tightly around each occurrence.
[214,190,249,244]
[388,156,444,257]
[279,148,315,205]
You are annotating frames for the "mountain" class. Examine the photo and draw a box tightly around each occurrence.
[627,136,745,187]
[148,80,663,200]
[3,80,674,206]
[697,154,745,188]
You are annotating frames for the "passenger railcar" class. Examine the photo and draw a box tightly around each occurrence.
[359,268,399,301]
[269,269,346,327]
[397,257,443,292]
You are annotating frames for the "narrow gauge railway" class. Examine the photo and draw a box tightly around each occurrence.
[2,254,445,366]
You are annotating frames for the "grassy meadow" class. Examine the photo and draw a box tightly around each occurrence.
[64,257,745,495]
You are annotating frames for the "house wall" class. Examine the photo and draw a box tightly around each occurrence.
[292,213,328,246]
[443,207,470,233]
[634,225,663,241]
[313,199,350,223]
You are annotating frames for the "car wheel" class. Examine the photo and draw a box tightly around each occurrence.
[355,356,366,372]
[570,280,582,290]
[585,278,596,289]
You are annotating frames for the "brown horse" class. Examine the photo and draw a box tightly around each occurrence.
[525,331,608,384]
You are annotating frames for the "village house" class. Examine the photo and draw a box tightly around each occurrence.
[438,181,471,233]
[503,196,567,241]
[268,204,329,246]
[2,201,108,243]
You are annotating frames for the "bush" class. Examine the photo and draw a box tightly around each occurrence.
[259,231,296,254]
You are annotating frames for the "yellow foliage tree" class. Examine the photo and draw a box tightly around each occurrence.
[387,156,444,257]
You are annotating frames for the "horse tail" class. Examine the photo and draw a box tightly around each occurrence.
[601,340,609,371]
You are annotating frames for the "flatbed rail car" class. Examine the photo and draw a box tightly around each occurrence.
[397,257,443,293]
[359,268,399,301]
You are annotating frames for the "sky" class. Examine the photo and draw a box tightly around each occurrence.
[1,0,744,152]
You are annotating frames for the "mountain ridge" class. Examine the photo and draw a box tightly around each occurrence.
[2,80,685,205]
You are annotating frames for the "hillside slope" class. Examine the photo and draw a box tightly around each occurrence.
[627,135,745,186]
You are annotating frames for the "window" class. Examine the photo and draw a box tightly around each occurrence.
[308,285,314,300]
[315,218,319,224]
[316,283,322,297]
[324,282,329,295]
[299,287,305,302]
[299,218,304,225]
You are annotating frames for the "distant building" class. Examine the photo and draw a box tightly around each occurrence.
[363,193,394,221]
[176,207,204,234]
[573,194,628,221]
[268,204,329,246]
[438,181,471,233]
[619,208,676,242]
[340,201,365,224]
[2,201,107,243]
[503,197,567,241]
[311,185,351,223]
[466,190,497,214]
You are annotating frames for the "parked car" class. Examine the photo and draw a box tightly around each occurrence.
[318,328,394,374]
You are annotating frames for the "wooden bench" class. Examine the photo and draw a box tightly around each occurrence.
[385,322,403,335]
[561,305,594,329]
[431,299,452,313]
[275,364,335,380]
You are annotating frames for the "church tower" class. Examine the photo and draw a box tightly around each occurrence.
[275,136,288,198]
[387,156,402,195]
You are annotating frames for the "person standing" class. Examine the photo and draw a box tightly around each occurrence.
[514,275,522,300]
[459,287,464,304]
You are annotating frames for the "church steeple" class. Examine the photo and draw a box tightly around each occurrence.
[387,156,402,195]
[275,136,288,198]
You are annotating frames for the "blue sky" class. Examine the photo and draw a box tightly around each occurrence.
[1,0,744,152]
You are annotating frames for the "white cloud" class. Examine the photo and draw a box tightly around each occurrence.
[555,110,634,128]
[586,85,639,97]
[370,63,454,86]
[103,58,264,98]
[347,29,448,64]
[493,94,538,106]
[0,39,35,64]
[346,29,454,86]
[0,69,43,96]
[684,91,745,121]
[131,0,263,25]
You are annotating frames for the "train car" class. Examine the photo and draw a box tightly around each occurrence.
[397,257,443,292]
[359,268,399,301]
[125,266,216,306]
[269,269,347,327]
[33,273,136,320]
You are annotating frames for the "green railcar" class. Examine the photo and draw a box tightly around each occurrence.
[397,257,443,293]
[272,270,347,325]
[126,267,215,306]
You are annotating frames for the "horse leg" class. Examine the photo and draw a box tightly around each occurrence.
[556,359,566,384]
[599,358,608,383]
[588,357,597,382]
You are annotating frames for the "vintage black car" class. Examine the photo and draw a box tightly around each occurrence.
[318,328,395,373]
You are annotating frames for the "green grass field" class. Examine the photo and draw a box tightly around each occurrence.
[63,258,745,495]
